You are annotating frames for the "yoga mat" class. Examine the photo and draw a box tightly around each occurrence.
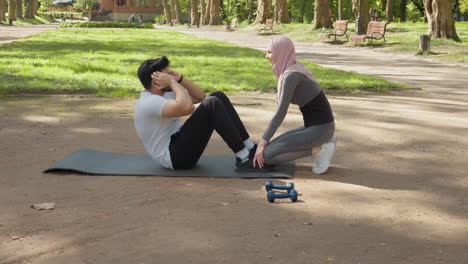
[44,149,294,179]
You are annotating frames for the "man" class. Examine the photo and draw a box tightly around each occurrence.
[134,56,266,171]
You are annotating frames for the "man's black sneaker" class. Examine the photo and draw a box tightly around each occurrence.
[235,155,275,172]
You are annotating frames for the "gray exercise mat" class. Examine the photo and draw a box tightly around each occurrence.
[44,149,294,179]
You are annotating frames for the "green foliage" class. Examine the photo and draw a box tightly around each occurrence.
[0,29,403,96]
[38,0,54,12]
[154,14,167,23]
[73,0,98,10]
[60,22,154,28]
[461,0,468,13]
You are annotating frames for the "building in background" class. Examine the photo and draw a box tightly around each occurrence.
[94,0,163,22]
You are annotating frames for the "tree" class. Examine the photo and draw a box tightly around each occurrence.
[314,0,332,29]
[8,0,16,24]
[386,0,393,21]
[24,0,38,18]
[254,0,272,24]
[275,0,289,23]
[170,0,181,23]
[200,0,206,24]
[424,0,460,41]
[74,0,97,11]
[209,0,220,24]
[162,0,172,23]
[400,0,407,22]
[190,0,199,25]
[353,0,370,34]
[16,0,23,18]
[1,0,6,22]
[203,0,211,24]
[338,0,343,20]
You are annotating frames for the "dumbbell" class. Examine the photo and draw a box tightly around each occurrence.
[265,180,295,193]
[267,190,298,203]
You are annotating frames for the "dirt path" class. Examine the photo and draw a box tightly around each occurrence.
[0,23,59,45]
[0,26,467,264]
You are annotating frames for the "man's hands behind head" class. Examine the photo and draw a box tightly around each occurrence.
[151,71,175,91]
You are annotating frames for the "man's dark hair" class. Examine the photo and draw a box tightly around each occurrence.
[137,56,170,90]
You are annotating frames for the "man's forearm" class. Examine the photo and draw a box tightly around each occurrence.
[180,77,206,102]
[170,79,193,108]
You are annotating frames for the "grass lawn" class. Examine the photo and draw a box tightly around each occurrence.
[0,28,405,96]
[241,22,468,63]
[0,13,55,26]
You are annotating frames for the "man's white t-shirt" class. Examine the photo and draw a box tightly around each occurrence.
[134,91,183,169]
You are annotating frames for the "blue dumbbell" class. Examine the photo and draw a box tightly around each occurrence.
[267,190,298,203]
[265,180,295,193]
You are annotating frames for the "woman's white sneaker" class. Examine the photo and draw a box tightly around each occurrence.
[312,136,337,175]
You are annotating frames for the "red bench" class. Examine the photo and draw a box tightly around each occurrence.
[350,21,389,44]
[259,19,274,34]
[318,20,349,41]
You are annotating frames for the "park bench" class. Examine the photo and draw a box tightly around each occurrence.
[259,19,274,34]
[225,18,238,31]
[318,20,349,41]
[230,18,238,28]
[350,21,389,44]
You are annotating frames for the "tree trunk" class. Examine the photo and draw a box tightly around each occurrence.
[170,0,181,23]
[8,0,16,22]
[381,0,387,11]
[16,0,22,18]
[314,0,332,29]
[247,0,254,24]
[200,0,206,24]
[25,0,37,18]
[400,0,407,21]
[162,0,172,23]
[355,0,370,34]
[209,0,220,25]
[1,0,6,22]
[338,0,343,20]
[275,0,290,23]
[424,0,460,41]
[254,0,272,24]
[203,0,211,24]
[352,0,358,18]
[386,0,394,22]
[190,0,199,25]
[32,0,38,15]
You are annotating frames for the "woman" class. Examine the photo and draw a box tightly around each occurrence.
[253,36,337,174]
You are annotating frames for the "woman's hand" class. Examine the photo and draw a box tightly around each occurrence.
[151,71,175,90]
[253,139,269,168]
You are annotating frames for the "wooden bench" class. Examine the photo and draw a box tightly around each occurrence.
[350,21,389,44]
[259,19,274,34]
[318,20,349,41]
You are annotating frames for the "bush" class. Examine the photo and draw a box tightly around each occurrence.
[154,14,167,24]
[60,22,154,28]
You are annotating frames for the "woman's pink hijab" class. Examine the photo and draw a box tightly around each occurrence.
[269,36,316,100]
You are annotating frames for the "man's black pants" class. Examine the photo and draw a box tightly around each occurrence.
[169,91,250,169]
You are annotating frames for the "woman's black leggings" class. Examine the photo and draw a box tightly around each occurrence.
[169,91,250,169]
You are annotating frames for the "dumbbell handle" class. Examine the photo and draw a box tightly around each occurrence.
[265,181,294,192]
[267,190,298,203]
